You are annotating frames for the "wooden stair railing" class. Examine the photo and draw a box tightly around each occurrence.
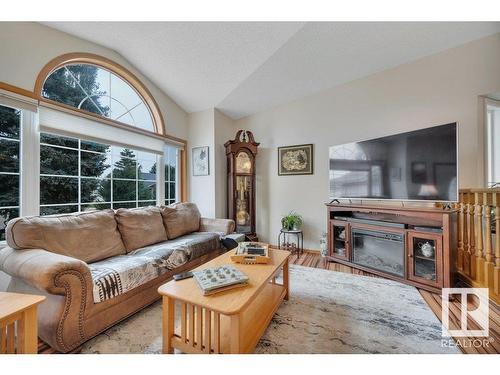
[457,189,500,305]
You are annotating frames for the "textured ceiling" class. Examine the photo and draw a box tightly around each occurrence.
[43,22,500,119]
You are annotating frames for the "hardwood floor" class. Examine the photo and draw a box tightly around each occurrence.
[290,251,500,354]
[38,251,500,354]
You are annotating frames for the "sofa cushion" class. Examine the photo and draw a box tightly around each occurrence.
[6,209,126,263]
[89,231,220,302]
[115,206,168,252]
[160,202,201,239]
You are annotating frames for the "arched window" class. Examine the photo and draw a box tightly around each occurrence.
[35,53,165,134]
[30,53,182,216]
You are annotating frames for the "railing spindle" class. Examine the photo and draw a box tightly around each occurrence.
[484,193,495,289]
[469,201,476,279]
[458,188,500,304]
[462,192,470,276]
[457,201,464,272]
[494,193,500,297]
[475,193,485,284]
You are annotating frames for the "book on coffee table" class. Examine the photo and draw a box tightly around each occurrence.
[192,265,249,295]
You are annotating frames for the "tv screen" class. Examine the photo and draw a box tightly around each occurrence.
[329,123,458,202]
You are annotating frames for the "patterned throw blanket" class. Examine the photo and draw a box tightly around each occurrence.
[89,232,220,303]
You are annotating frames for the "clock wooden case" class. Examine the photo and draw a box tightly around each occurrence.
[225,130,259,241]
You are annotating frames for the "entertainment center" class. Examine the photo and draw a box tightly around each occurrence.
[326,203,457,293]
[326,122,459,292]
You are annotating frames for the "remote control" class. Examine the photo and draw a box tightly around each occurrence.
[173,271,193,281]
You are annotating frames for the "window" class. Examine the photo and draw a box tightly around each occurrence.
[42,63,155,132]
[165,146,178,205]
[486,103,500,186]
[40,132,159,215]
[0,105,21,240]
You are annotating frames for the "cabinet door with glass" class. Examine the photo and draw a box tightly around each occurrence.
[330,220,350,261]
[407,231,443,288]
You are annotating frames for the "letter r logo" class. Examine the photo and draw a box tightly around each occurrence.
[441,288,489,337]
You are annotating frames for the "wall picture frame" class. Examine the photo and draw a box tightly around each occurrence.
[278,144,314,176]
[192,146,210,176]
[411,161,427,184]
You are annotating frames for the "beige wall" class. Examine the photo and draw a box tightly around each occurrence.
[187,109,216,217]
[214,110,237,218]
[187,109,237,218]
[0,22,188,139]
[236,33,500,249]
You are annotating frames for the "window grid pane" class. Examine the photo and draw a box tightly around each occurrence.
[42,63,155,132]
[164,146,178,205]
[40,132,161,214]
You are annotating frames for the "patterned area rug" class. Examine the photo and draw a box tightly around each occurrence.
[80,265,459,354]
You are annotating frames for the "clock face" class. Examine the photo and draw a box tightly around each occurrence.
[236,151,252,173]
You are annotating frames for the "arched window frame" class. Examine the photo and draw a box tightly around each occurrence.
[34,52,166,136]
[0,53,188,221]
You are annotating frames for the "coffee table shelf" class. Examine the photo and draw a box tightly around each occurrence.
[158,248,290,354]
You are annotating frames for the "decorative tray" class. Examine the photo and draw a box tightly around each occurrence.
[230,241,270,264]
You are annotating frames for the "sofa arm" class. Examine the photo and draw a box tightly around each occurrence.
[199,217,235,235]
[0,246,92,296]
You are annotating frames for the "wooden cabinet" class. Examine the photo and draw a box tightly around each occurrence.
[326,203,457,293]
[407,231,443,288]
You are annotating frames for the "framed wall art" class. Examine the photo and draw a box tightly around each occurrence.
[278,144,314,176]
[192,146,209,176]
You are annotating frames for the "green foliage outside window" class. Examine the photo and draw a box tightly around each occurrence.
[0,105,21,240]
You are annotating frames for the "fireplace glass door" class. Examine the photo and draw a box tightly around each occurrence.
[352,228,405,277]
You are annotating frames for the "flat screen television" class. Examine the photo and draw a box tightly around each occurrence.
[329,123,458,202]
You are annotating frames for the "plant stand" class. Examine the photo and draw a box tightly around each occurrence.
[278,229,304,259]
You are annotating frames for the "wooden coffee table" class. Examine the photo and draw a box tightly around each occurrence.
[158,247,290,354]
[0,292,45,354]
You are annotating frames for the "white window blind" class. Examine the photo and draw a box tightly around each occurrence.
[39,106,182,154]
[0,89,38,113]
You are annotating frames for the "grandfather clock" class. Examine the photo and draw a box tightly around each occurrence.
[225,130,259,241]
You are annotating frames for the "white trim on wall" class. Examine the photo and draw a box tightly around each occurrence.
[20,110,40,216]
[483,97,500,187]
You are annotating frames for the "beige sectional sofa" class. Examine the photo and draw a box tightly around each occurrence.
[0,203,234,353]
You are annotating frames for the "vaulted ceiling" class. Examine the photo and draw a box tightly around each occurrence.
[43,22,500,119]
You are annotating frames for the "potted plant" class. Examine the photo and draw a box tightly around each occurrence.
[281,211,303,231]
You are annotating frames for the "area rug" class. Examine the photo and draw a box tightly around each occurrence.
[80,264,459,354]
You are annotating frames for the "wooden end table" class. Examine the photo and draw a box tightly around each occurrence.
[158,247,290,354]
[0,292,45,354]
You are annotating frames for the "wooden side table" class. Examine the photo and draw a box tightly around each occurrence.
[0,292,45,354]
[278,229,304,258]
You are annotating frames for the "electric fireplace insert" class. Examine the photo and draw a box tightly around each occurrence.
[351,228,405,278]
